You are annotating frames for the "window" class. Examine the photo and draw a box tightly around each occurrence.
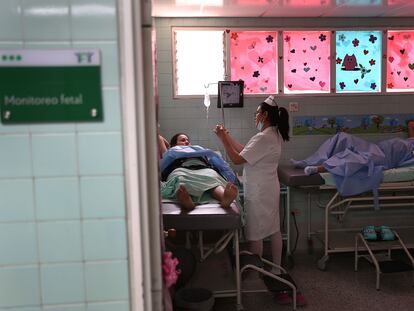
[336,0,382,5]
[335,30,382,93]
[229,31,277,94]
[172,27,413,97]
[284,0,330,7]
[173,29,225,96]
[283,31,330,94]
[386,30,414,92]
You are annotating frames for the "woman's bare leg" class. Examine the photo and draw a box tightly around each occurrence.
[249,234,282,274]
[175,184,195,211]
[317,165,327,173]
[248,239,263,257]
[242,239,263,280]
[270,231,283,274]
[210,183,238,208]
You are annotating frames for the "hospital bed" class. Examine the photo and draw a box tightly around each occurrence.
[162,200,299,310]
[278,164,414,270]
[162,201,244,309]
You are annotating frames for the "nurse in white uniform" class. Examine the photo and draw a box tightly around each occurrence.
[214,95,290,270]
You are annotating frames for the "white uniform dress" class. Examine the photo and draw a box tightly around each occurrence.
[240,126,282,241]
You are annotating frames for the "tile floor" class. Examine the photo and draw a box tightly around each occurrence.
[212,250,414,311]
[170,229,414,311]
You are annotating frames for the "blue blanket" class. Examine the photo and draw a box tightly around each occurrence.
[160,145,237,183]
[291,133,414,202]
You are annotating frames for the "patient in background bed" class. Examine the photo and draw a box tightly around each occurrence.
[159,133,238,211]
[291,120,414,197]
[295,120,414,175]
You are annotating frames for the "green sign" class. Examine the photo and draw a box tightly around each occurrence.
[0,49,103,124]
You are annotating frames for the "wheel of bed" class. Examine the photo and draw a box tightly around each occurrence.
[317,255,329,271]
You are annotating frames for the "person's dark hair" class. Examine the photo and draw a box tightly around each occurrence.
[170,133,189,147]
[260,102,290,141]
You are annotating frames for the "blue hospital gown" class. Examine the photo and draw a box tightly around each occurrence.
[291,133,414,197]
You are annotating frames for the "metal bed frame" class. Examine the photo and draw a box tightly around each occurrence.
[279,165,414,270]
[315,181,414,270]
[355,230,414,290]
[162,198,295,310]
[162,202,244,309]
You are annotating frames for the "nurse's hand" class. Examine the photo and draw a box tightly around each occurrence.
[214,124,227,139]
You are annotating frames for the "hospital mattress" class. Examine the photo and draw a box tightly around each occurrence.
[321,165,414,186]
[278,165,414,188]
[278,165,324,187]
[162,202,241,231]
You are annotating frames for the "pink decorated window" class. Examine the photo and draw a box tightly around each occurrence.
[386,30,414,92]
[229,31,277,94]
[283,31,330,94]
[282,0,330,6]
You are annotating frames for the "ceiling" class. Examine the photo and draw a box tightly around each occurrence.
[152,0,414,18]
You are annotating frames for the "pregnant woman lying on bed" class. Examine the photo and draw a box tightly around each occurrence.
[159,133,238,211]
[291,120,414,197]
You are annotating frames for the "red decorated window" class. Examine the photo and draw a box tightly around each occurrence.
[229,31,277,94]
[386,30,414,92]
[283,31,330,94]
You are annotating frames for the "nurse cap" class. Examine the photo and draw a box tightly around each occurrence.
[264,95,278,107]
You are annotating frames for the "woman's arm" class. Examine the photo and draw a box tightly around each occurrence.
[214,124,244,152]
[158,135,169,157]
[225,131,244,153]
[214,125,246,165]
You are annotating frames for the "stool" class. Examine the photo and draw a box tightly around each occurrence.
[355,229,414,290]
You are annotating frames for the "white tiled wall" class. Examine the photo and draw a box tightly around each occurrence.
[0,1,129,310]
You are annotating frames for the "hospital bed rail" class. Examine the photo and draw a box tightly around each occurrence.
[317,182,414,270]
[278,165,414,271]
[239,250,298,310]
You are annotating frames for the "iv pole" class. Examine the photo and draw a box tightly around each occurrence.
[204,82,225,127]
[204,82,228,161]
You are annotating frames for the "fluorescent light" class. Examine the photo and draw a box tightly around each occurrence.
[71,4,116,16]
[176,0,223,6]
[25,7,68,16]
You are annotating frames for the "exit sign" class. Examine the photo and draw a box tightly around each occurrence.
[0,49,103,124]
